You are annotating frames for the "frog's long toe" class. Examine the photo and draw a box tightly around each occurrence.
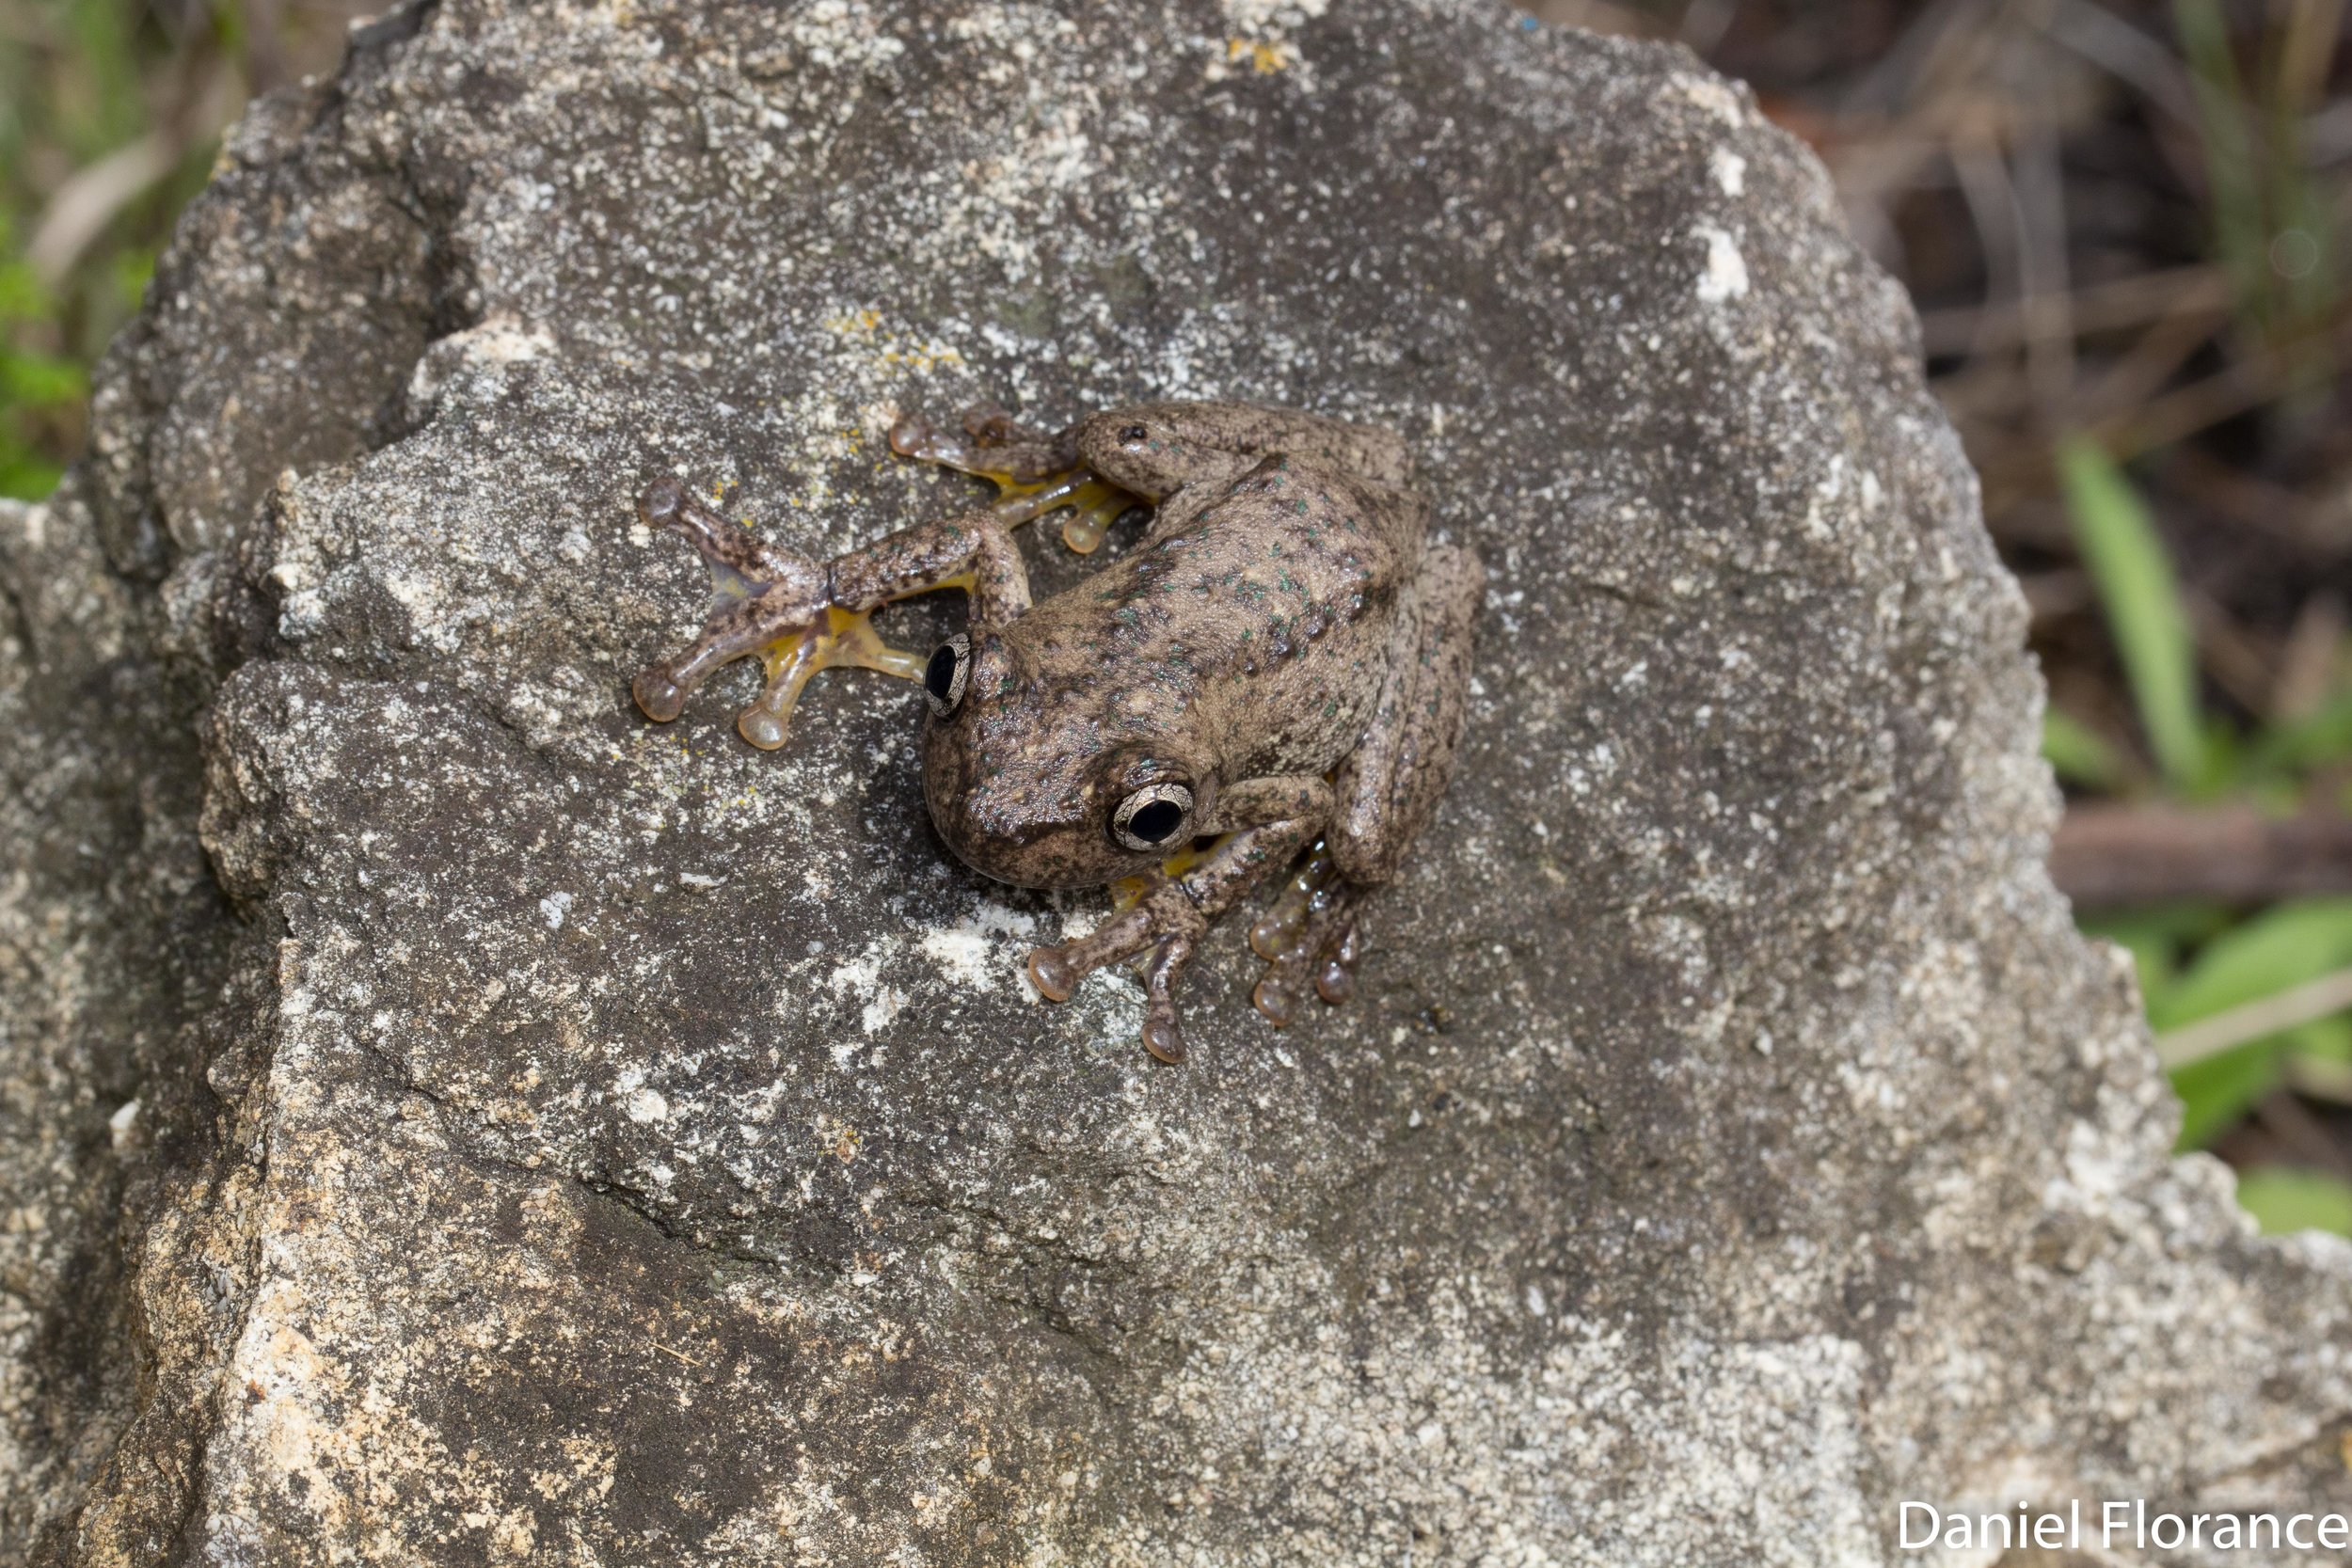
[890,405,1065,480]
[632,606,793,726]
[1139,932,1197,1065]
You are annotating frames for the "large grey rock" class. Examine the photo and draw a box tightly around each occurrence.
[6,0,2351,1561]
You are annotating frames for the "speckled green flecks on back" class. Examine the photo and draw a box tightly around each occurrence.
[5,0,2352,1563]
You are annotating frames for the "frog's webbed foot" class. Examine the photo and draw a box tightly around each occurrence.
[1248,843,1367,1027]
[630,477,926,751]
[891,405,1138,556]
[1026,879,1208,1065]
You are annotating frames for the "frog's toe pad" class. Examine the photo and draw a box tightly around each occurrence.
[633,668,690,723]
[1142,1002,1187,1064]
[1027,945,1081,1003]
[1250,887,1364,1028]
[737,703,788,751]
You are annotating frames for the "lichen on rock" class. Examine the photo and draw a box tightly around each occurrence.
[5,0,2352,1563]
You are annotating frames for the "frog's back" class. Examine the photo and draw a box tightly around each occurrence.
[1014,454,1422,777]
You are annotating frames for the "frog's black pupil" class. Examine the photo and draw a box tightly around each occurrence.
[925,642,960,704]
[1120,424,1148,443]
[1129,799,1184,843]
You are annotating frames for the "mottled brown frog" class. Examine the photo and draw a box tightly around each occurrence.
[631,401,1480,1064]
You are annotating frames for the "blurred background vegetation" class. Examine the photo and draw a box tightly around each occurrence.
[5,0,2351,1228]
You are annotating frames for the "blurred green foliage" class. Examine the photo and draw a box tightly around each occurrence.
[2058,438,2352,1228]
[2174,0,2344,350]
[2233,1165,2352,1236]
[2061,438,2214,794]
[0,223,87,499]
[0,0,215,499]
[2048,4,2352,1236]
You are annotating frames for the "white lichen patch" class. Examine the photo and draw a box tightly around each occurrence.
[1673,71,1746,128]
[1694,224,1750,304]
[1709,145,1746,198]
[917,899,1040,992]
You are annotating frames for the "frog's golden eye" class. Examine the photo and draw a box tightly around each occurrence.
[924,633,970,718]
[1112,783,1193,851]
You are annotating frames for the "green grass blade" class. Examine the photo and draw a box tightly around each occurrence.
[2061,437,2208,791]
[2042,706,2126,790]
[2172,1043,2286,1148]
[2152,897,2352,1029]
[2233,1166,2352,1236]
[2173,0,2276,326]
[2147,898,2352,1148]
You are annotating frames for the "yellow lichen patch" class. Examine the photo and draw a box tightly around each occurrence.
[825,309,966,373]
[877,341,968,374]
[823,308,884,335]
[1226,37,1295,72]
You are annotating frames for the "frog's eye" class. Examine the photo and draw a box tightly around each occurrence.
[1118,423,1149,446]
[924,633,970,718]
[1111,782,1194,852]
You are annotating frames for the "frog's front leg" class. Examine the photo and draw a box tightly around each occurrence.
[1027,776,1332,1064]
[631,477,1030,751]
[1250,542,1484,1022]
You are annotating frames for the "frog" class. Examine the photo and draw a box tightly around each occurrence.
[629,400,1481,1065]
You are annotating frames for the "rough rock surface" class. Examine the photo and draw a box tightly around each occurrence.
[6,0,2352,1562]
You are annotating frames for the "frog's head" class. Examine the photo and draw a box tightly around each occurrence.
[1073,405,1251,501]
[916,630,1217,889]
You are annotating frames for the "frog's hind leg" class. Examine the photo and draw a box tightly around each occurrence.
[1251,542,1482,1026]
[630,477,928,751]
[892,404,1138,556]
[1327,542,1483,882]
[890,404,1074,483]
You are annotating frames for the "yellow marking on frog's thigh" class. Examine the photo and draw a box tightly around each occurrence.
[1109,836,1229,913]
[986,471,1136,554]
[890,412,1139,555]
